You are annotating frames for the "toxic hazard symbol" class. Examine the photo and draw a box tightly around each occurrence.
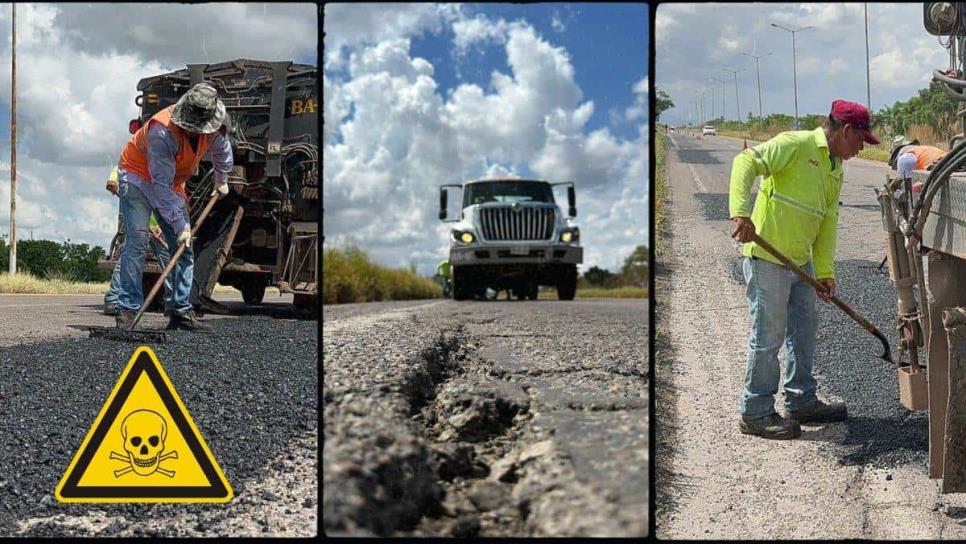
[55,346,233,503]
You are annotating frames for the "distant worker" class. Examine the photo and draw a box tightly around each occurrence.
[888,135,947,191]
[114,82,233,331]
[436,259,451,298]
[729,99,879,440]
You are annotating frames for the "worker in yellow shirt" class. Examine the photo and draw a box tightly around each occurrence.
[729,99,878,440]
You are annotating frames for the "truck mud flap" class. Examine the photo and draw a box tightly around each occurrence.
[189,194,246,307]
[942,307,966,493]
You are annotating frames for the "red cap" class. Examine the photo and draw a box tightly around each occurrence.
[829,99,879,145]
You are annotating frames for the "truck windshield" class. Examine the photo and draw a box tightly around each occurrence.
[463,181,554,207]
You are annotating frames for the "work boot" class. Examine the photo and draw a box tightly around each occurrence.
[786,399,848,424]
[167,309,211,331]
[103,303,119,316]
[115,308,136,329]
[739,413,802,440]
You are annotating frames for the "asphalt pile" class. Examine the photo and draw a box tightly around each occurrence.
[0,314,317,537]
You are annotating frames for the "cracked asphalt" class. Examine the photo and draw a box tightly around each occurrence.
[323,298,648,537]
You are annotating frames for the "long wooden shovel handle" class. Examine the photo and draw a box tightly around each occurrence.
[751,234,876,333]
[128,192,221,331]
[752,234,894,365]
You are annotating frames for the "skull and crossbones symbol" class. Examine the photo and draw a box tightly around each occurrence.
[111,409,178,478]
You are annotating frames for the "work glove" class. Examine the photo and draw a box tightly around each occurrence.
[106,178,118,196]
[177,226,192,249]
[211,178,229,197]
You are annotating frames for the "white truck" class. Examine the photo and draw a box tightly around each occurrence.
[438,178,583,301]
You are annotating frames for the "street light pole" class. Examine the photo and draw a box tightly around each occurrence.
[9,3,16,275]
[741,50,772,128]
[865,3,871,111]
[722,68,745,122]
[771,23,814,129]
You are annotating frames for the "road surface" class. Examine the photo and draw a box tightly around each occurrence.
[323,298,648,537]
[0,291,318,537]
[656,132,966,539]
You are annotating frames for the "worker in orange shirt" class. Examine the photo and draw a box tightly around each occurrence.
[889,136,947,192]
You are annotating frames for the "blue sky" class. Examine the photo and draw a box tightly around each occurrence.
[324,3,649,274]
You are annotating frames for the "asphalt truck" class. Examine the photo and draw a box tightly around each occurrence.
[438,178,583,301]
[99,59,318,317]
[876,2,966,493]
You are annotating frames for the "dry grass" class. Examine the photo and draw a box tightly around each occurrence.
[655,131,670,257]
[0,272,109,294]
[323,246,441,304]
[535,287,648,299]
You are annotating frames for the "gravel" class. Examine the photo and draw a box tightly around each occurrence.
[0,313,317,537]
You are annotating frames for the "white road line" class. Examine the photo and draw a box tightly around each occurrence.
[686,163,708,193]
[668,135,680,150]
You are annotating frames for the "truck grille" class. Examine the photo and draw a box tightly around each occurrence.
[479,207,555,241]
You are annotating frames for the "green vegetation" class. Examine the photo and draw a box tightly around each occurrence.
[0,238,111,282]
[577,244,648,296]
[673,80,963,167]
[323,246,441,304]
[655,130,669,257]
[656,87,674,121]
[575,287,648,299]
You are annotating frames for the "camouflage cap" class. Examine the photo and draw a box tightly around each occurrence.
[170,83,226,134]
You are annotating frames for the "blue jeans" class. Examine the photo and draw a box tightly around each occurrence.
[739,257,819,418]
[116,180,194,315]
[104,237,173,310]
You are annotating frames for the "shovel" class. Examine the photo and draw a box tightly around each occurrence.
[88,192,222,343]
[751,233,895,365]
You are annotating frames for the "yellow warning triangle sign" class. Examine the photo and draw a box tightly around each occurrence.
[55,346,233,503]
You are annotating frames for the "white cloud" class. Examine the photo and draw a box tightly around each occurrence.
[626,77,648,121]
[551,14,566,33]
[325,19,647,274]
[452,14,511,54]
[0,3,317,249]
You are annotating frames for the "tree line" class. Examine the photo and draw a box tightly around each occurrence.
[659,80,963,145]
[0,238,110,282]
[579,244,648,289]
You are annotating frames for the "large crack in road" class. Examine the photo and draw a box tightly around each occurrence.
[323,299,648,537]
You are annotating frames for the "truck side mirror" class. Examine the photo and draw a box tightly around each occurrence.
[568,186,577,217]
[439,189,448,221]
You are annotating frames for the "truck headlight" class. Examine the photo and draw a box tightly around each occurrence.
[560,229,579,243]
[461,231,475,243]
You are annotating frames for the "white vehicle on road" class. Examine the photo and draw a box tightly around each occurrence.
[702,125,716,136]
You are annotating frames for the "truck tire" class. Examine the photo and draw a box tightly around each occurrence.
[557,266,577,301]
[452,266,469,301]
[240,282,266,305]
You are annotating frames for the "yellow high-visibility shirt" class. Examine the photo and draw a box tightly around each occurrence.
[729,127,844,280]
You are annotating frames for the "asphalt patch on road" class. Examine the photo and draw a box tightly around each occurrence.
[693,193,730,223]
[676,149,724,165]
[0,315,317,536]
[811,258,928,468]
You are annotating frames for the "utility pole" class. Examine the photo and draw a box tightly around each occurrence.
[741,50,772,129]
[865,3,871,111]
[10,3,16,275]
[771,23,814,129]
[709,84,716,122]
[722,68,745,123]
